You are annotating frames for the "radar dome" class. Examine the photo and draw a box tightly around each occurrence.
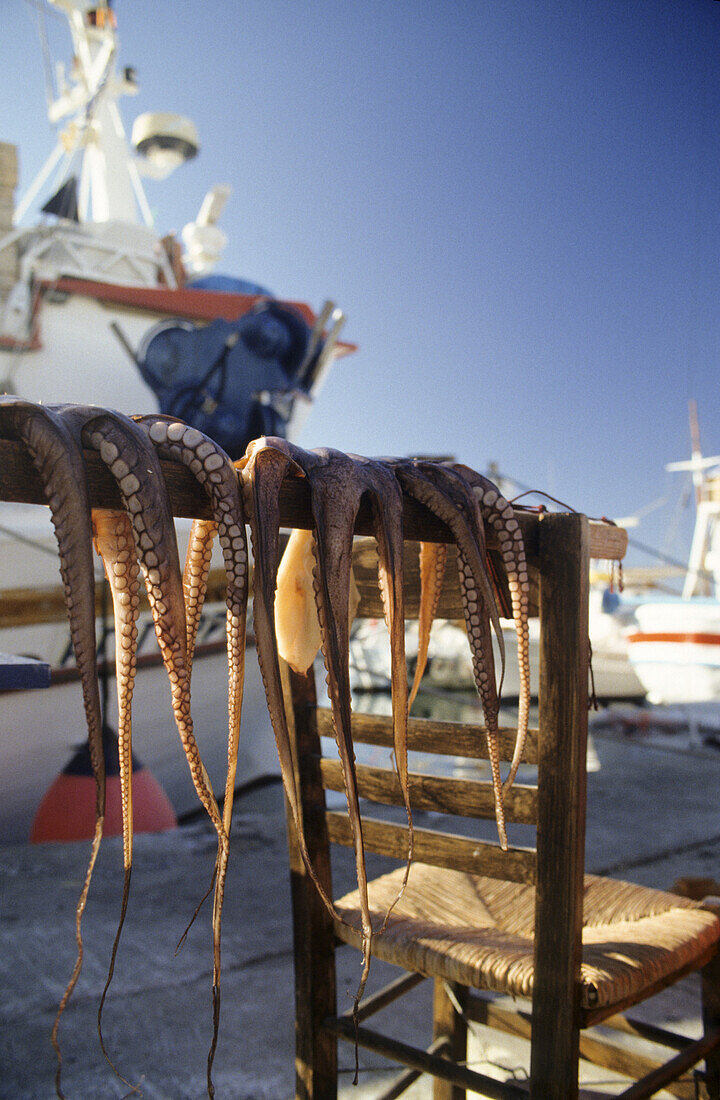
[132,112,199,174]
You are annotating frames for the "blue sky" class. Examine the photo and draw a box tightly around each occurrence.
[2,0,720,568]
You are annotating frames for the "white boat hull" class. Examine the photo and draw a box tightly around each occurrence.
[0,506,280,844]
[0,4,350,845]
[626,599,720,704]
[7,293,165,412]
[0,644,280,844]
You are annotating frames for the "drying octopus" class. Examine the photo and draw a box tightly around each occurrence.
[241,437,531,1016]
[0,401,530,1097]
[1,399,246,1098]
[0,397,103,1098]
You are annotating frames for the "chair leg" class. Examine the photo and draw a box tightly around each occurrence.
[702,949,720,1100]
[289,865,338,1100]
[432,979,468,1100]
[528,994,580,1100]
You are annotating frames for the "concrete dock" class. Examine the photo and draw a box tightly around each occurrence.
[1,729,719,1099]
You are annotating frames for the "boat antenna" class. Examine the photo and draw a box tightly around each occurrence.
[688,398,703,506]
[28,0,59,107]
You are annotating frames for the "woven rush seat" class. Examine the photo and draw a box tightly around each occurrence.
[334,864,720,1012]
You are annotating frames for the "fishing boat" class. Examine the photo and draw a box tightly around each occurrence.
[624,408,720,711]
[0,0,353,841]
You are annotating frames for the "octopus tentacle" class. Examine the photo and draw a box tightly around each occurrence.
[452,464,531,792]
[388,459,508,849]
[270,441,375,1018]
[0,396,103,1098]
[134,416,249,836]
[256,439,412,1022]
[56,407,226,1096]
[183,518,219,678]
[238,439,341,923]
[416,461,506,679]
[92,508,141,1086]
[347,452,412,887]
[408,540,447,709]
[56,405,223,834]
[134,415,250,1093]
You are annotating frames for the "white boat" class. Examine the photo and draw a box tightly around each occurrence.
[624,405,720,710]
[0,0,352,842]
[626,598,720,705]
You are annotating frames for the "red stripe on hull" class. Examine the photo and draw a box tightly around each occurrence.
[44,275,316,325]
[36,276,356,355]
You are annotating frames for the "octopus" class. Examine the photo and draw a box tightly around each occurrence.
[49,405,229,1094]
[385,458,509,845]
[4,404,232,1090]
[239,438,413,1024]
[0,399,530,1096]
[0,397,103,1098]
[450,462,531,791]
[242,438,529,1034]
[90,506,140,1087]
[134,413,249,1091]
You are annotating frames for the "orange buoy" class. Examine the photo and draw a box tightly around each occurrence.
[30,726,177,843]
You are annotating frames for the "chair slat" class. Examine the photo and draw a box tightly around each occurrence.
[315,708,539,766]
[325,811,537,885]
[319,759,538,825]
[352,538,540,619]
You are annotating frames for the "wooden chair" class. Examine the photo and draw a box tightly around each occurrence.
[281,511,720,1100]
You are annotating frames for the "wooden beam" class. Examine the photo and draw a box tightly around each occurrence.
[0,568,231,628]
[324,1015,529,1099]
[326,813,536,885]
[530,512,589,1099]
[319,758,538,824]
[0,436,627,559]
[315,708,540,766]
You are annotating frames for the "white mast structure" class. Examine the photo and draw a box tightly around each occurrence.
[665,400,720,600]
[8,0,230,290]
[16,0,159,227]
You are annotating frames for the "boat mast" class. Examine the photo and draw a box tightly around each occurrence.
[665,400,720,600]
[16,0,150,227]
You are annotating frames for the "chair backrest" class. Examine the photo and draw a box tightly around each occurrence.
[282,510,591,1014]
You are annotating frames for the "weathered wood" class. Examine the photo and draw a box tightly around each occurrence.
[315,708,539,766]
[318,759,538,825]
[0,435,457,539]
[466,997,696,1100]
[326,812,536,885]
[374,1039,449,1100]
[529,512,589,1100]
[325,1016,527,1099]
[0,568,231,628]
[432,980,468,1100]
[599,1011,692,1052]
[581,942,720,1029]
[282,663,338,1100]
[586,520,628,562]
[701,945,720,1098]
[353,973,426,1025]
[0,435,215,518]
[0,437,627,559]
[615,1028,720,1100]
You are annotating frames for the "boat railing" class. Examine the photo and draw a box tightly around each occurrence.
[12,221,176,290]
